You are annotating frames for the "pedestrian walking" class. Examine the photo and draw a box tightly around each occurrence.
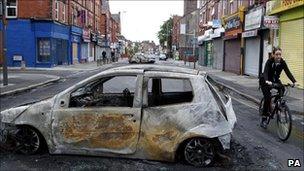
[111,50,115,62]
[102,51,107,65]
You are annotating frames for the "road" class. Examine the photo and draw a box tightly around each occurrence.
[0,60,303,170]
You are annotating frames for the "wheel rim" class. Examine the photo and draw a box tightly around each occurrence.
[259,99,264,116]
[14,127,40,154]
[276,108,291,141]
[184,138,214,167]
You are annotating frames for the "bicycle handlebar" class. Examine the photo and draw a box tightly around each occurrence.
[272,83,294,88]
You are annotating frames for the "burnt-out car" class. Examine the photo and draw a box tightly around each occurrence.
[0,65,236,167]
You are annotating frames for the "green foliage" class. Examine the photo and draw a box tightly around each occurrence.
[157,17,173,48]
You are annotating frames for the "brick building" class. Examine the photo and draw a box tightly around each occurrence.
[0,0,110,67]
[172,15,181,51]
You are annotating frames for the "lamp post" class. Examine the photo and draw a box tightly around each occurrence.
[1,0,8,86]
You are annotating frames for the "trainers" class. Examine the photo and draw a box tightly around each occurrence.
[260,117,268,129]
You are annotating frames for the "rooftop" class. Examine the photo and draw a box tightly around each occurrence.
[109,64,204,75]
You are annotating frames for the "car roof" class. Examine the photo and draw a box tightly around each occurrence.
[109,64,206,76]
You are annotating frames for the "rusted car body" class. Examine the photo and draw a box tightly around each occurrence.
[0,65,236,167]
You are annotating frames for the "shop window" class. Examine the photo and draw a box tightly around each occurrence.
[69,76,137,108]
[6,0,17,18]
[37,39,51,63]
[147,78,193,107]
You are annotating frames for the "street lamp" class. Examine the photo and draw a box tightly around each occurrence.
[1,0,8,86]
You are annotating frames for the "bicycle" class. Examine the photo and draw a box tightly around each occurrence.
[259,83,294,141]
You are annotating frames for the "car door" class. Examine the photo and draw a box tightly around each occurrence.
[51,73,143,155]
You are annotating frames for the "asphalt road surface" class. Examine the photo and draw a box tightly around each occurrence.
[0,61,303,170]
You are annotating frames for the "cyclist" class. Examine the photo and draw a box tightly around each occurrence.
[259,47,297,128]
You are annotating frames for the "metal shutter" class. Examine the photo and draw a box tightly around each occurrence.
[244,37,260,76]
[280,18,304,88]
[224,39,241,74]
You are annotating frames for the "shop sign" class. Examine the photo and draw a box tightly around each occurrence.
[264,16,279,29]
[242,29,258,38]
[13,55,22,61]
[244,8,263,31]
[91,33,97,42]
[82,29,90,42]
[71,35,80,43]
[224,15,242,37]
[97,37,103,46]
[225,16,241,31]
[270,0,304,14]
[212,19,221,28]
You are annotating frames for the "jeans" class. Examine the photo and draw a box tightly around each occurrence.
[261,81,285,116]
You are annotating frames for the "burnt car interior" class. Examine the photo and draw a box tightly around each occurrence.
[69,76,136,108]
[148,78,193,107]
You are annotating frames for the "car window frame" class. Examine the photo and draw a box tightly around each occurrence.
[143,75,194,108]
[67,73,142,108]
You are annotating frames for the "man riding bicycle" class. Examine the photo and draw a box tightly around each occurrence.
[259,47,297,128]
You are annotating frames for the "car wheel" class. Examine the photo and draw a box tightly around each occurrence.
[183,138,215,167]
[14,127,43,155]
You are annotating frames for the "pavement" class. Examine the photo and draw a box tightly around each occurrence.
[167,59,304,115]
[0,59,127,97]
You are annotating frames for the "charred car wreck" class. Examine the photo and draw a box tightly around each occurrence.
[0,65,236,167]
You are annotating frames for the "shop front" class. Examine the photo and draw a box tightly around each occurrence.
[270,1,304,88]
[223,8,244,74]
[197,29,212,66]
[210,19,225,70]
[204,40,213,67]
[90,33,97,62]
[81,29,91,63]
[6,20,70,67]
[243,6,264,76]
[96,35,103,62]
[70,26,82,64]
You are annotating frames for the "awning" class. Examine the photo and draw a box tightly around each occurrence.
[198,29,214,45]
[210,27,225,38]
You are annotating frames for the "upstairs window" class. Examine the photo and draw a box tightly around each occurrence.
[62,4,66,22]
[6,0,17,18]
[55,1,59,20]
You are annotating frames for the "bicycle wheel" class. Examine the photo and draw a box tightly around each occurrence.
[259,98,264,116]
[276,105,292,141]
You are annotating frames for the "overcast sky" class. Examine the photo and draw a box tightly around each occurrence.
[109,0,184,44]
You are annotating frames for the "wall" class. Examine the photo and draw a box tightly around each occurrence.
[18,0,51,19]
[6,20,36,67]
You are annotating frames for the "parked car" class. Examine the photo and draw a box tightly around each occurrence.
[0,65,236,167]
[159,53,167,61]
[146,54,155,63]
[129,53,151,64]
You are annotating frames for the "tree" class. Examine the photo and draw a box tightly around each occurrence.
[157,17,173,56]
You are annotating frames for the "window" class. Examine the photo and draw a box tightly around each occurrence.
[223,0,227,15]
[229,2,233,14]
[147,78,193,107]
[62,4,66,22]
[237,0,242,7]
[69,76,137,108]
[55,1,59,20]
[37,39,51,63]
[6,0,17,18]
[249,0,254,6]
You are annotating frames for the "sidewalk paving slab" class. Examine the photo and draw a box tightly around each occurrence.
[0,60,128,97]
[0,73,60,97]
